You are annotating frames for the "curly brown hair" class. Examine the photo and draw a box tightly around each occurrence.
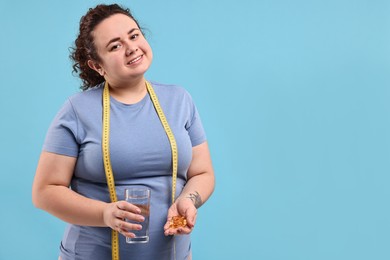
[70,4,141,90]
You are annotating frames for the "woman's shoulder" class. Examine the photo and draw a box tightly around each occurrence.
[67,83,104,105]
[150,81,190,98]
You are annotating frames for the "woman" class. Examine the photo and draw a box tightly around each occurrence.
[32,4,215,260]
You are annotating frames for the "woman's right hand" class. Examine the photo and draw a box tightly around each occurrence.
[103,201,145,238]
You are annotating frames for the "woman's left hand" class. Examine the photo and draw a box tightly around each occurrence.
[163,198,197,236]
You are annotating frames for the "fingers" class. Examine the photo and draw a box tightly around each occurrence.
[164,213,196,236]
[105,201,145,238]
[163,200,198,236]
[164,225,193,236]
[163,213,175,230]
[184,207,197,228]
[115,221,141,238]
[116,201,142,215]
[115,201,144,221]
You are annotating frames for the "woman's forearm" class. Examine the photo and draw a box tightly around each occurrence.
[178,171,215,208]
[178,142,215,208]
[33,184,108,227]
[33,152,109,227]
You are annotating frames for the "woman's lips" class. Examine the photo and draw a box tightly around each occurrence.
[127,55,143,65]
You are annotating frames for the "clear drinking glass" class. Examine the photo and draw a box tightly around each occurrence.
[125,187,151,243]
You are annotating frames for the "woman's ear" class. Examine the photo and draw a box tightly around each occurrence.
[87,60,105,76]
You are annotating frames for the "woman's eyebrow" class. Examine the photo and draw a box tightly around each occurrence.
[105,28,140,48]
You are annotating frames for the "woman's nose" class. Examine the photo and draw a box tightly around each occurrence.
[125,46,138,56]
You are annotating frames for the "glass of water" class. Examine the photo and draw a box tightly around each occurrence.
[125,187,151,243]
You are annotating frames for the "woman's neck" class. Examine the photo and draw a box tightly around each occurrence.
[107,77,147,105]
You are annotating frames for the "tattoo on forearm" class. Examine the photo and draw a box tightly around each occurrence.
[186,191,202,208]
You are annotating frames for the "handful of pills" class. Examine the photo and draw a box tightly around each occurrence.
[169,216,187,228]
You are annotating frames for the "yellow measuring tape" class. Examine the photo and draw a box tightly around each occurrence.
[102,80,178,260]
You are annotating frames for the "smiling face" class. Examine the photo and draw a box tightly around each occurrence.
[89,14,153,87]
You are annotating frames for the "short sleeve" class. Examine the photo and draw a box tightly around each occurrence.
[184,91,207,147]
[42,99,80,157]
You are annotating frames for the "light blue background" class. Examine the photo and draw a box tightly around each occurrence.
[1,0,390,259]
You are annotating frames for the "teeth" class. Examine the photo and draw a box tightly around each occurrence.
[128,56,142,64]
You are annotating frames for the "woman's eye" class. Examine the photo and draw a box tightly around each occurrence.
[130,34,139,40]
[110,44,121,51]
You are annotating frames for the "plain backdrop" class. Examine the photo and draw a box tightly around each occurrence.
[1,0,390,259]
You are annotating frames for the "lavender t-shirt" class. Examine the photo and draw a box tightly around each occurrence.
[43,81,206,260]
